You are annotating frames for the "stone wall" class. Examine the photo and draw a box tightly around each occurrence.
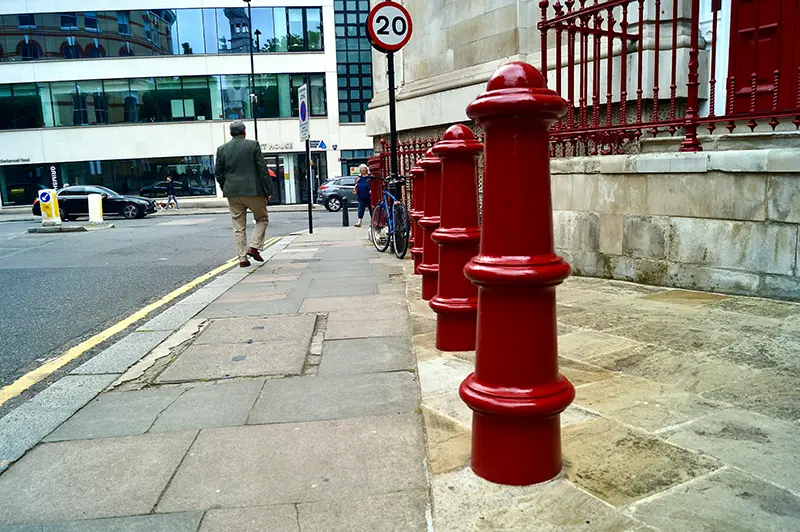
[551,146,800,300]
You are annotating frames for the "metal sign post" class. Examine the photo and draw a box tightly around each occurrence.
[298,83,313,234]
[367,1,413,181]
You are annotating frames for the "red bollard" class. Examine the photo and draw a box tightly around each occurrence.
[430,125,483,352]
[408,166,425,274]
[417,149,442,301]
[459,62,575,486]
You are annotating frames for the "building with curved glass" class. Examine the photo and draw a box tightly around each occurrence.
[0,0,374,206]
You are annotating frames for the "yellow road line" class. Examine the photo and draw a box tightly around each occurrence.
[0,236,281,407]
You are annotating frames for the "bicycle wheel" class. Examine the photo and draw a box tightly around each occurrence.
[370,202,391,252]
[393,202,410,259]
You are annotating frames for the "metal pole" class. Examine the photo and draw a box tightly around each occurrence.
[387,51,399,179]
[245,0,259,141]
[306,139,314,234]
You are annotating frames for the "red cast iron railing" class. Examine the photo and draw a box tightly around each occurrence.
[538,0,800,156]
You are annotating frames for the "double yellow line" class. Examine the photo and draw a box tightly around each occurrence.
[0,237,281,407]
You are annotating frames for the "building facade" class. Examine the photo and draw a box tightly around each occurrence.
[0,0,374,207]
[366,0,800,300]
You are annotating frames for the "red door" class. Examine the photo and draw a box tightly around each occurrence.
[728,0,800,113]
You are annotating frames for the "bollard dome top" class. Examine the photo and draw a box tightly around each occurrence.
[432,124,483,157]
[466,61,567,124]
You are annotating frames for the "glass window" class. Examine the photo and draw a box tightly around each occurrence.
[209,76,223,119]
[216,7,249,54]
[309,74,326,116]
[102,79,131,124]
[182,77,211,120]
[251,8,275,52]
[154,77,184,121]
[18,14,36,28]
[84,12,99,31]
[76,80,107,125]
[273,9,288,51]
[18,37,43,61]
[289,74,306,116]
[50,81,79,127]
[335,26,345,37]
[117,12,130,35]
[219,75,251,119]
[202,8,218,53]
[10,84,45,128]
[61,13,78,30]
[129,78,157,123]
[287,9,304,51]
[60,37,81,59]
[307,9,322,51]
[255,73,279,118]
[277,74,291,117]
[85,38,106,58]
[176,9,204,55]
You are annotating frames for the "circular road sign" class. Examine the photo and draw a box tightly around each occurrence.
[300,100,308,122]
[367,1,413,53]
[40,191,51,203]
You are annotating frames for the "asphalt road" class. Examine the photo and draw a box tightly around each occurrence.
[0,210,345,390]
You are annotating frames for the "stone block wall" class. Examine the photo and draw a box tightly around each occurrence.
[551,148,800,300]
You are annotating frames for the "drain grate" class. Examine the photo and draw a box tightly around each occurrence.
[292,258,323,263]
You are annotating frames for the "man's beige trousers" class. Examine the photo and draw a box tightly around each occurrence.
[227,196,269,262]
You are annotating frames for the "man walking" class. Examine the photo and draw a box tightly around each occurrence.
[165,175,179,209]
[214,120,275,267]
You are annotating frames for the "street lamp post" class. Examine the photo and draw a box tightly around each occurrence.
[243,0,258,141]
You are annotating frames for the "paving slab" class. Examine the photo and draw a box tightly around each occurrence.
[422,406,472,474]
[292,284,379,299]
[641,289,730,307]
[703,368,800,421]
[432,469,649,531]
[157,414,427,511]
[45,387,185,442]
[156,341,308,382]
[324,318,410,340]
[558,308,649,331]
[41,512,203,531]
[709,297,800,319]
[136,304,204,332]
[558,330,642,361]
[199,506,298,532]
[665,408,800,493]
[628,467,800,532]
[417,357,474,398]
[70,331,173,375]
[198,299,303,317]
[575,375,721,432]
[150,379,265,433]
[562,418,722,507]
[299,295,397,313]
[0,374,119,472]
[175,286,230,307]
[712,333,800,370]
[586,343,757,394]
[610,318,740,353]
[298,490,429,532]
[0,431,197,525]
[318,336,415,375]
[559,357,616,387]
[193,315,316,345]
[249,372,418,424]
[326,302,408,322]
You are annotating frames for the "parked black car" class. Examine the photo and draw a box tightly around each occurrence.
[32,186,156,220]
[317,177,359,212]
[139,181,215,198]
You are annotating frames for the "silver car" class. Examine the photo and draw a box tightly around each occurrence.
[317,176,359,212]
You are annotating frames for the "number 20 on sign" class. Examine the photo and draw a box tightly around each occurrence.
[367,1,413,53]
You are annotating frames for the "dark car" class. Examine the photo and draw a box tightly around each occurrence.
[139,181,215,198]
[32,186,156,220]
[317,177,359,212]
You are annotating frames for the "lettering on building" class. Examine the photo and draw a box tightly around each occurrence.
[261,143,294,152]
[0,158,32,164]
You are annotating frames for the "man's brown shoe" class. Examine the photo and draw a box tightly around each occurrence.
[247,247,264,262]
[239,260,251,268]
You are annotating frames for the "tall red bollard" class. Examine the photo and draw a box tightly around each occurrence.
[417,150,442,300]
[460,62,575,485]
[408,166,425,274]
[430,125,483,352]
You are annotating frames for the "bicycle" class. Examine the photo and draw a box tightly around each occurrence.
[370,177,410,259]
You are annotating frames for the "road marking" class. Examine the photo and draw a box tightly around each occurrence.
[0,236,280,407]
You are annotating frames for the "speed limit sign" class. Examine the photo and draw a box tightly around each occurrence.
[367,1,413,52]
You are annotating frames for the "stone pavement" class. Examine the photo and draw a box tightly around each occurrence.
[0,226,798,530]
[0,228,429,531]
[410,263,800,531]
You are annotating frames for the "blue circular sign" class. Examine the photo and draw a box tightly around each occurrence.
[300,101,308,122]
[40,192,51,203]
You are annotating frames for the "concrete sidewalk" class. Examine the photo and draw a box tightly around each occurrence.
[0,226,798,530]
[0,228,429,531]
